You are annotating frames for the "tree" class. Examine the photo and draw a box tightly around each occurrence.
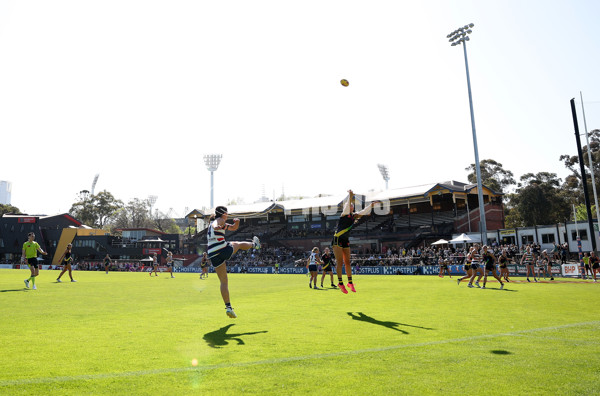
[69,190,123,228]
[111,198,153,229]
[505,172,570,227]
[559,128,600,203]
[465,159,516,193]
[151,209,182,234]
[0,204,22,216]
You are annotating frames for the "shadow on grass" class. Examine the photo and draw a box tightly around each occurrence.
[203,324,268,348]
[0,289,28,293]
[491,350,512,355]
[347,312,435,334]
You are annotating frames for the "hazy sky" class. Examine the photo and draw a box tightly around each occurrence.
[1,0,599,217]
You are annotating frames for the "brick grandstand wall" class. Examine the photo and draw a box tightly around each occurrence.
[454,203,504,233]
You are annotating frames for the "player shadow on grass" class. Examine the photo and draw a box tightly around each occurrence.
[203,324,268,349]
[347,312,435,334]
[0,289,29,293]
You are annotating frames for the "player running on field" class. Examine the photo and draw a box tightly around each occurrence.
[438,258,451,278]
[498,250,511,282]
[520,246,537,282]
[150,253,159,277]
[481,245,504,289]
[200,252,209,279]
[207,206,260,318]
[320,247,336,288]
[457,248,474,285]
[467,245,485,288]
[165,251,175,278]
[22,232,47,290]
[56,243,77,283]
[332,189,379,294]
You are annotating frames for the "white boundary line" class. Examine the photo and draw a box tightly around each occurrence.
[2,320,598,387]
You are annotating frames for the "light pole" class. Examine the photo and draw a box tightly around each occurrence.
[203,154,223,209]
[580,92,600,248]
[377,164,390,190]
[148,195,158,217]
[448,23,487,245]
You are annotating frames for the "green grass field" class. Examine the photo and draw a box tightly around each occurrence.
[1,269,599,395]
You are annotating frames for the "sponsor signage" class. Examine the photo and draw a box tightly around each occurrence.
[562,264,580,277]
[18,217,36,223]
[143,248,162,255]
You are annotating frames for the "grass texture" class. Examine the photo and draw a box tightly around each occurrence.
[0,269,599,395]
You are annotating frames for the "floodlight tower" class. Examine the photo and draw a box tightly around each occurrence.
[377,164,390,190]
[203,154,223,209]
[148,195,158,215]
[447,23,487,245]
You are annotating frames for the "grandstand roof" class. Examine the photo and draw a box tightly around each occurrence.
[186,180,501,219]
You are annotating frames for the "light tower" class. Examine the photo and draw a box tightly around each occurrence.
[148,195,158,216]
[447,23,487,245]
[203,154,223,209]
[377,164,390,190]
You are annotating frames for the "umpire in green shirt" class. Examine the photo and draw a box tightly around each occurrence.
[22,232,47,290]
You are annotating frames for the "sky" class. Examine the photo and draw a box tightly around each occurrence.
[0,0,599,217]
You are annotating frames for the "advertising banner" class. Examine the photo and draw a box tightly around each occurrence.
[143,248,162,255]
[562,264,580,277]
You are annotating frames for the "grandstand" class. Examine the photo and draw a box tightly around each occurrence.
[186,180,504,255]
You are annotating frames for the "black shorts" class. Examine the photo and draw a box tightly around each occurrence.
[332,235,350,248]
[585,264,591,270]
[470,263,479,270]
[485,263,495,272]
[308,264,318,272]
[209,244,234,268]
[463,264,471,271]
[322,265,333,273]
[499,264,507,269]
[441,265,448,270]
[27,257,39,268]
[62,261,72,267]
[593,263,600,269]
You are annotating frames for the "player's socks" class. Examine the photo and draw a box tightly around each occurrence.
[31,276,36,286]
[225,302,232,309]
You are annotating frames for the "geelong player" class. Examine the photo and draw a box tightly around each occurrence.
[467,245,484,288]
[22,232,47,290]
[165,251,175,278]
[56,243,77,283]
[520,246,537,282]
[306,247,322,289]
[332,190,378,294]
[207,206,260,318]
[150,253,159,277]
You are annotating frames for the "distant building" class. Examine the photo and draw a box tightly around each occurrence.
[0,181,11,205]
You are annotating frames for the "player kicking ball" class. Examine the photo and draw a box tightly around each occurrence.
[207,206,260,318]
